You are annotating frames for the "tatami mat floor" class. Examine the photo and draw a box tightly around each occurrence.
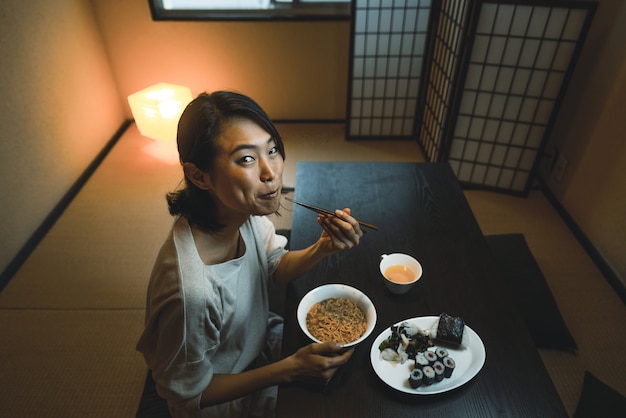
[0,123,624,417]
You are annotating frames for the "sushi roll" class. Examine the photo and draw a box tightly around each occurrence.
[442,356,456,378]
[433,361,445,382]
[435,347,448,360]
[409,368,423,388]
[424,350,438,365]
[415,353,429,368]
[422,366,435,386]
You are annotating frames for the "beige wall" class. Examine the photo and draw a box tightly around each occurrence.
[541,0,626,288]
[91,0,351,120]
[0,0,125,275]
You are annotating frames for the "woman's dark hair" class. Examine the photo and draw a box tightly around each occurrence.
[166,91,285,231]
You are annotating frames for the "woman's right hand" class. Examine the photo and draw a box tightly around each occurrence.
[285,342,354,385]
[316,208,363,253]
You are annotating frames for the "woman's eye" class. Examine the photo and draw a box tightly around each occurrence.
[238,155,255,164]
[269,146,278,155]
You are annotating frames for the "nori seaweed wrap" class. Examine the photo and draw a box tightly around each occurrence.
[435,347,448,359]
[424,350,438,365]
[435,312,465,346]
[433,361,445,382]
[422,366,435,386]
[414,353,429,368]
[443,356,456,378]
[409,368,423,388]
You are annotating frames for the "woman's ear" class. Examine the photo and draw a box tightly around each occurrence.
[183,162,212,191]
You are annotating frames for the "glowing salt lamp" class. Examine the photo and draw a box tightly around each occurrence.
[127,83,192,141]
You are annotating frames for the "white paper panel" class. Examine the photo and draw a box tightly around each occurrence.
[563,9,587,40]
[502,38,523,66]
[527,7,550,37]
[510,6,531,36]
[471,164,487,183]
[545,8,568,38]
[489,94,506,118]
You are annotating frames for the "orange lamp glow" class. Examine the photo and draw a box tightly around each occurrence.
[128,83,193,142]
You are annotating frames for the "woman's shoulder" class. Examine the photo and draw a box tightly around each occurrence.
[151,217,213,297]
[244,216,288,255]
[171,216,201,259]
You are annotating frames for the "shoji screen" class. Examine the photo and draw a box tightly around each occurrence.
[346,0,432,139]
[445,1,596,194]
[419,0,472,161]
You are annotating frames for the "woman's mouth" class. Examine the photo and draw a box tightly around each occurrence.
[259,189,280,200]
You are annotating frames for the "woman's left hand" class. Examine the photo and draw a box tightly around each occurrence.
[316,208,363,252]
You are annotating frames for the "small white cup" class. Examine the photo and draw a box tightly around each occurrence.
[379,253,423,295]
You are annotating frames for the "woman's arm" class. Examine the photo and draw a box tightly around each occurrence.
[199,342,353,408]
[273,208,363,284]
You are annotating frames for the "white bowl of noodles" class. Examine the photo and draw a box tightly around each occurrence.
[297,284,377,348]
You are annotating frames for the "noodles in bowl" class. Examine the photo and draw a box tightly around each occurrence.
[306,297,367,345]
[297,284,377,348]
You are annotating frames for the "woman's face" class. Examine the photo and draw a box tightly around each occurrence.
[208,118,284,221]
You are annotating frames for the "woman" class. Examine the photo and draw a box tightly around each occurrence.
[136,91,364,417]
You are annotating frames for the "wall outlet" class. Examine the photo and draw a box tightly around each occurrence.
[553,152,568,181]
[542,145,558,174]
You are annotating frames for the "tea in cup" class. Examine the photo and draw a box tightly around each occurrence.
[379,253,422,294]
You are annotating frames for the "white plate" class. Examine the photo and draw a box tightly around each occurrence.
[370,316,486,395]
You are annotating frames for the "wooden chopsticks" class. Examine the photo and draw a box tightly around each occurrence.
[284,197,379,231]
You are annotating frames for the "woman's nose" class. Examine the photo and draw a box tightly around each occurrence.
[260,159,276,182]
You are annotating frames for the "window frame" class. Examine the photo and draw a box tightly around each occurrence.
[148,0,351,21]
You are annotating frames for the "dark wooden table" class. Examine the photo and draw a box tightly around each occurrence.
[276,162,567,417]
